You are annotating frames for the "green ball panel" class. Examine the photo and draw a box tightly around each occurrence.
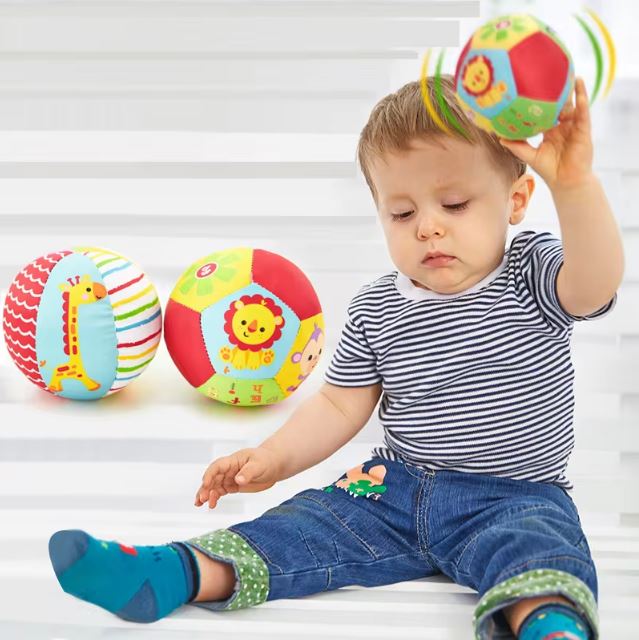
[491,96,558,139]
[198,374,285,406]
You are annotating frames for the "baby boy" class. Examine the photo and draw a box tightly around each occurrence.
[48,74,623,639]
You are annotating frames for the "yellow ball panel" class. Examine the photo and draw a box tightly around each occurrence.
[275,312,325,397]
[470,14,541,51]
[169,247,253,313]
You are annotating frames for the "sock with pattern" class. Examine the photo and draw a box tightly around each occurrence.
[517,602,592,640]
[48,529,200,622]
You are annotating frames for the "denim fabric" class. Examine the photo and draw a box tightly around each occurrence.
[188,456,598,639]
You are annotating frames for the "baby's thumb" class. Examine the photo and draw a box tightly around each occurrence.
[235,461,261,485]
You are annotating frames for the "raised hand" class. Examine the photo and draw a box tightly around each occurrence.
[499,77,594,192]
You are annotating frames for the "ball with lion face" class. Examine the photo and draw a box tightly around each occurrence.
[454,13,574,140]
[164,247,324,406]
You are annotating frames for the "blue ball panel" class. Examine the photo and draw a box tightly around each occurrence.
[36,253,118,400]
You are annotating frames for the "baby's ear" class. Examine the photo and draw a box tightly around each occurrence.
[509,173,535,222]
[58,283,71,292]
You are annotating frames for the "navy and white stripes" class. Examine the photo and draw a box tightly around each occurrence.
[324,230,617,491]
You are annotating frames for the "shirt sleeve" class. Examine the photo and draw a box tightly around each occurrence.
[323,287,382,387]
[517,230,618,329]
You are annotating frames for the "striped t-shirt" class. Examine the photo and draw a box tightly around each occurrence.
[324,230,617,491]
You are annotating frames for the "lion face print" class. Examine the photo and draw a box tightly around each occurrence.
[462,55,494,96]
[224,295,284,350]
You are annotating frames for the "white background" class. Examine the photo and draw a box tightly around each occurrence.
[0,1,637,638]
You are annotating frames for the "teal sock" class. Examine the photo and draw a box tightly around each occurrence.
[517,602,591,640]
[48,529,200,622]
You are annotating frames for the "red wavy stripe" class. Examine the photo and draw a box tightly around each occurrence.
[5,340,37,362]
[3,250,72,390]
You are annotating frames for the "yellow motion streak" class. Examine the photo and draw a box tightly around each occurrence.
[584,6,616,97]
[420,49,451,135]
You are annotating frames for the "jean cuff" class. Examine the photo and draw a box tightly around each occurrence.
[473,568,598,640]
[183,528,270,611]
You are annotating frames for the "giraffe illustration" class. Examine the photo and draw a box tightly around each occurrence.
[47,274,108,393]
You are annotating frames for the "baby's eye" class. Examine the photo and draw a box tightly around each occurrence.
[443,200,470,211]
[390,210,413,221]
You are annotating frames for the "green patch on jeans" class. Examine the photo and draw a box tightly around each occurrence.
[323,479,387,499]
[323,463,389,501]
[186,528,269,610]
[473,568,598,639]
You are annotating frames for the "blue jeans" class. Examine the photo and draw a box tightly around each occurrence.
[185,456,598,639]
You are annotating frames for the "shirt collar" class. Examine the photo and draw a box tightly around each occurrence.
[395,253,508,301]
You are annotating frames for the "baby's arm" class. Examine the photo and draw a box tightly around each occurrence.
[196,382,382,508]
[260,382,383,481]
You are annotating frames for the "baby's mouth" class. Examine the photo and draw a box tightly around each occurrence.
[422,255,456,268]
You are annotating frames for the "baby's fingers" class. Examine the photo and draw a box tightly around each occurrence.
[202,458,226,486]
[222,472,240,494]
[195,475,221,505]
[207,489,222,509]
[195,485,209,506]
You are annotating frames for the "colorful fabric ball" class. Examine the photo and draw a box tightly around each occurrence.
[2,247,162,400]
[454,14,574,139]
[164,247,324,406]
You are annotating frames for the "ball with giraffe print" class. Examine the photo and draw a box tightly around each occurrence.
[2,247,162,400]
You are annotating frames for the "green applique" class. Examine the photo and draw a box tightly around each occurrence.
[322,463,389,501]
[473,568,598,639]
[323,478,388,500]
[347,479,387,497]
[322,463,389,500]
[185,529,269,610]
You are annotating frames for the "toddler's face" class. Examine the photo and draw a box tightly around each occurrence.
[369,136,533,295]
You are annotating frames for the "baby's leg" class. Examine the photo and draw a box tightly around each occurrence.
[190,546,235,602]
[426,474,599,639]
[503,594,576,635]
[185,458,440,613]
[50,458,436,620]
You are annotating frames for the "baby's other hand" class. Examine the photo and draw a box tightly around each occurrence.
[499,77,593,192]
[194,447,282,509]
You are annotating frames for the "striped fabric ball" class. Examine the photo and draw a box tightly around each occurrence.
[2,247,162,400]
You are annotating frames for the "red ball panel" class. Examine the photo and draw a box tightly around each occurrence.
[251,249,321,320]
[509,31,569,101]
[164,298,215,388]
[3,251,72,390]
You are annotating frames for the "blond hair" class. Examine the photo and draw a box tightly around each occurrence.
[357,74,526,203]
